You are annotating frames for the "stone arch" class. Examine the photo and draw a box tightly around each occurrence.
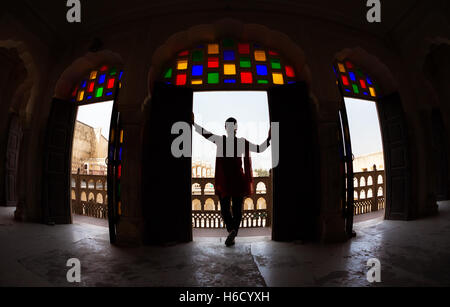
[96,193,103,204]
[147,18,312,99]
[204,182,215,195]
[360,177,366,187]
[192,199,201,211]
[360,190,366,199]
[204,198,215,211]
[354,191,359,200]
[88,180,95,189]
[81,192,87,202]
[96,180,103,190]
[244,198,254,210]
[88,192,95,201]
[192,183,201,195]
[378,175,383,184]
[256,197,267,210]
[71,190,76,200]
[256,182,267,194]
[378,187,383,196]
[367,176,373,186]
[367,188,373,198]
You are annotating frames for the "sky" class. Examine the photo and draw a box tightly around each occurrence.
[193,91,272,171]
[344,97,383,157]
[75,100,114,139]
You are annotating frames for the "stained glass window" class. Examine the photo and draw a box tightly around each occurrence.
[71,66,123,103]
[161,39,297,88]
[334,60,378,99]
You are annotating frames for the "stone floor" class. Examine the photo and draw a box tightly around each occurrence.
[1,201,450,286]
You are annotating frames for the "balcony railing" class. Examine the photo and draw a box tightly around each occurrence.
[353,170,385,215]
[71,173,108,219]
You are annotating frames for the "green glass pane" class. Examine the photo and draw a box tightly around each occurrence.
[208,72,219,84]
[352,84,359,94]
[164,68,172,78]
[96,87,104,97]
[192,50,203,62]
[257,80,269,84]
[109,67,117,75]
[271,59,281,69]
[356,68,364,78]
[222,38,234,47]
[240,57,251,68]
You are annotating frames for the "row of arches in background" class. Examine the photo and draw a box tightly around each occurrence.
[192,181,267,195]
[71,190,107,204]
[354,175,383,187]
[71,178,107,190]
[354,187,383,200]
[192,197,267,211]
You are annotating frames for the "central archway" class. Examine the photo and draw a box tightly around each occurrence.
[142,21,321,244]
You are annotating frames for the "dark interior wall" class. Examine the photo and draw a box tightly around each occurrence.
[0,48,26,206]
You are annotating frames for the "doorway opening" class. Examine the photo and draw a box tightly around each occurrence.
[191,91,272,239]
[344,97,385,224]
[70,101,114,228]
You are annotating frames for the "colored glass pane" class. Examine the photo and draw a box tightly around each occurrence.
[208,72,219,84]
[256,65,268,76]
[345,61,353,69]
[366,77,373,85]
[238,43,250,54]
[257,80,269,84]
[107,78,115,89]
[285,66,295,77]
[118,71,123,80]
[81,80,87,88]
[360,79,367,89]
[178,50,189,56]
[72,87,78,97]
[100,65,108,71]
[271,59,281,69]
[109,67,117,75]
[90,71,97,80]
[191,79,203,85]
[176,74,187,85]
[341,76,349,86]
[164,68,172,78]
[338,63,346,73]
[77,90,84,101]
[106,92,113,96]
[98,74,106,84]
[269,50,279,56]
[224,79,236,83]
[224,64,236,75]
[208,44,219,54]
[240,72,253,84]
[87,95,93,100]
[192,50,203,62]
[96,87,103,97]
[120,130,123,143]
[352,84,360,94]
[369,87,376,97]
[224,50,235,61]
[240,57,251,68]
[254,50,266,61]
[88,82,95,92]
[118,165,121,179]
[208,57,219,68]
[192,65,203,76]
[272,73,284,85]
[349,71,356,81]
[177,60,188,70]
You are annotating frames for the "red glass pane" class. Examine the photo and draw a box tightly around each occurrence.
[87,82,95,92]
[118,165,121,179]
[240,72,253,84]
[208,57,219,68]
[178,50,189,56]
[359,79,367,89]
[285,66,295,78]
[107,78,115,89]
[269,50,279,56]
[100,65,108,71]
[345,61,353,69]
[72,87,78,97]
[341,76,349,86]
[176,74,187,86]
[238,43,250,54]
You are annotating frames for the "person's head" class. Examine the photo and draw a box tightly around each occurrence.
[225,117,237,136]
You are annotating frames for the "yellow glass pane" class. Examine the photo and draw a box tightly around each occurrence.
[118,201,122,215]
[369,87,376,97]
[77,90,84,101]
[254,50,266,61]
[177,59,188,70]
[120,130,124,143]
[272,73,284,85]
[110,129,115,143]
[338,63,346,73]
[191,79,203,85]
[208,44,219,54]
[90,71,97,80]
[224,64,236,75]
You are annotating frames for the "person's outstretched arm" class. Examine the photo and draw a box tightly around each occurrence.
[191,113,220,143]
[247,129,271,153]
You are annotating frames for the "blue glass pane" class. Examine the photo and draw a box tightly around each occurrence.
[192,65,203,76]
[86,95,93,100]
[118,71,123,80]
[256,65,268,76]
[224,79,236,83]
[98,74,106,84]
[119,147,122,160]
[224,50,235,61]
[366,77,373,85]
[349,72,356,81]
[106,91,113,96]
[81,80,87,88]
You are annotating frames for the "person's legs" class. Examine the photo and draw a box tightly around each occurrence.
[219,196,233,233]
[231,196,244,235]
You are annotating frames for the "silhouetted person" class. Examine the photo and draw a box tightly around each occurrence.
[192,114,271,246]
